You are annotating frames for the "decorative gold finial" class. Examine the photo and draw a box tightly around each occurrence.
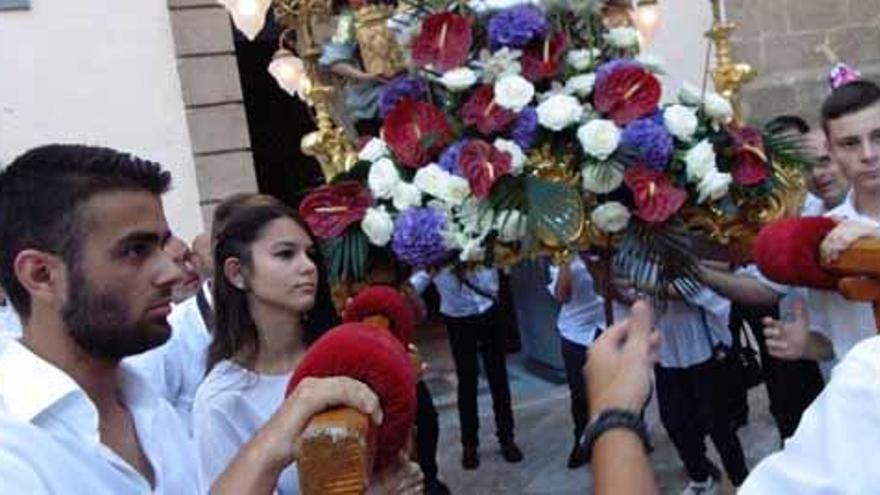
[706,0,755,124]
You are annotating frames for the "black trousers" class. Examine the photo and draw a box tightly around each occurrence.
[415,380,440,482]
[560,338,588,442]
[732,303,825,439]
[444,305,515,447]
[656,359,749,486]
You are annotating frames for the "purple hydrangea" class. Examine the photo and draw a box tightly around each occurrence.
[621,118,674,170]
[487,5,548,50]
[438,139,470,175]
[595,59,640,87]
[509,106,538,150]
[392,207,449,268]
[378,76,428,117]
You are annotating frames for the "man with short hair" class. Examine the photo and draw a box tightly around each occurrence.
[0,145,385,494]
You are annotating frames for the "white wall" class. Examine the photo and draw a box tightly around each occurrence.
[0,0,204,241]
[640,0,716,101]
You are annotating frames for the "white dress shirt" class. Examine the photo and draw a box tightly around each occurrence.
[740,335,880,494]
[410,267,498,318]
[192,360,299,494]
[127,281,212,434]
[546,257,624,347]
[0,301,22,339]
[655,287,732,368]
[0,339,202,494]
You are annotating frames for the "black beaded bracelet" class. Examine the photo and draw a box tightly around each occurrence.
[579,408,652,462]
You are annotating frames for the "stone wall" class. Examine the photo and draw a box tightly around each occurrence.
[168,0,258,228]
[727,0,880,125]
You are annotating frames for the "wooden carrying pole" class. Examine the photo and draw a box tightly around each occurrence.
[823,238,880,331]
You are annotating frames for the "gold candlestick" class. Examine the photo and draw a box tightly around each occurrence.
[706,0,755,124]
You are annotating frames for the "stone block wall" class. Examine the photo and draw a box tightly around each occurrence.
[727,0,880,125]
[167,0,258,229]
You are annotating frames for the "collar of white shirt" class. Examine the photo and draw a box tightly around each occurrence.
[827,190,880,226]
[0,339,160,443]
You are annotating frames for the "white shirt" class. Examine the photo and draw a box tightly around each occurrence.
[0,302,22,339]
[193,360,299,494]
[0,339,202,494]
[546,257,622,346]
[805,192,878,364]
[655,287,732,368]
[740,335,880,494]
[410,267,498,318]
[127,281,213,434]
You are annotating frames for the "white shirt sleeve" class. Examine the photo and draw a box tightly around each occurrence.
[740,337,880,494]
[546,265,560,299]
[408,270,432,295]
[0,451,50,494]
[193,397,251,488]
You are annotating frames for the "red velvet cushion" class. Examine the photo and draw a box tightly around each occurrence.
[754,216,839,290]
[342,286,416,345]
[287,323,416,471]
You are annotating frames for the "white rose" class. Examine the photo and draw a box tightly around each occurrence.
[566,49,600,71]
[440,67,478,92]
[494,74,535,112]
[360,206,394,246]
[678,82,703,106]
[414,163,450,198]
[664,105,698,141]
[367,157,401,199]
[444,175,472,205]
[684,139,717,183]
[577,119,621,160]
[697,170,732,204]
[392,182,423,211]
[604,27,640,49]
[483,0,540,11]
[565,73,596,98]
[358,138,389,162]
[591,201,631,233]
[495,210,527,242]
[493,139,527,175]
[704,92,734,122]
[536,94,584,131]
[459,237,487,262]
[636,53,665,74]
[581,164,624,194]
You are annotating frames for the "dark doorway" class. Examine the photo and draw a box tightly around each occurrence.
[231,18,325,208]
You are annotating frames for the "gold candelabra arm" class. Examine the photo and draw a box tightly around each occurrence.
[706,0,756,124]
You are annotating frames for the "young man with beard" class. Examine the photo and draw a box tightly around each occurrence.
[0,145,382,494]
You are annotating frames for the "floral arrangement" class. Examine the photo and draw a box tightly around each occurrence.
[299,0,805,293]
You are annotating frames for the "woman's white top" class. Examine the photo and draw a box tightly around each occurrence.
[192,360,299,494]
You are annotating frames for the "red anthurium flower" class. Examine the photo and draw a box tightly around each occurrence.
[458,139,512,198]
[299,181,373,239]
[411,12,473,72]
[460,85,518,136]
[594,65,661,126]
[624,165,687,223]
[521,32,567,82]
[382,98,454,168]
[730,126,770,186]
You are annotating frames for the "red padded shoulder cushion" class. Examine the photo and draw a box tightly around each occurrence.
[287,323,416,471]
[342,285,416,344]
[754,216,838,290]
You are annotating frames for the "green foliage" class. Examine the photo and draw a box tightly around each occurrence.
[321,227,369,282]
[616,220,703,300]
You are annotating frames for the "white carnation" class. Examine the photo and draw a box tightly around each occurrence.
[440,67,478,92]
[577,119,621,160]
[704,92,734,122]
[444,176,472,205]
[360,206,394,246]
[566,49,600,71]
[591,202,631,234]
[478,48,522,83]
[565,73,596,98]
[636,53,665,74]
[697,170,732,204]
[581,164,624,194]
[663,105,698,141]
[536,94,583,131]
[684,140,717,183]
[358,138,389,162]
[392,182,423,211]
[604,27,640,49]
[493,139,527,175]
[482,0,540,11]
[413,163,450,198]
[495,210,527,242]
[494,74,535,112]
[367,157,401,199]
[678,82,703,106]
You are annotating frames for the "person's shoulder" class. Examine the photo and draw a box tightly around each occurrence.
[837,336,880,372]
[194,361,251,408]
